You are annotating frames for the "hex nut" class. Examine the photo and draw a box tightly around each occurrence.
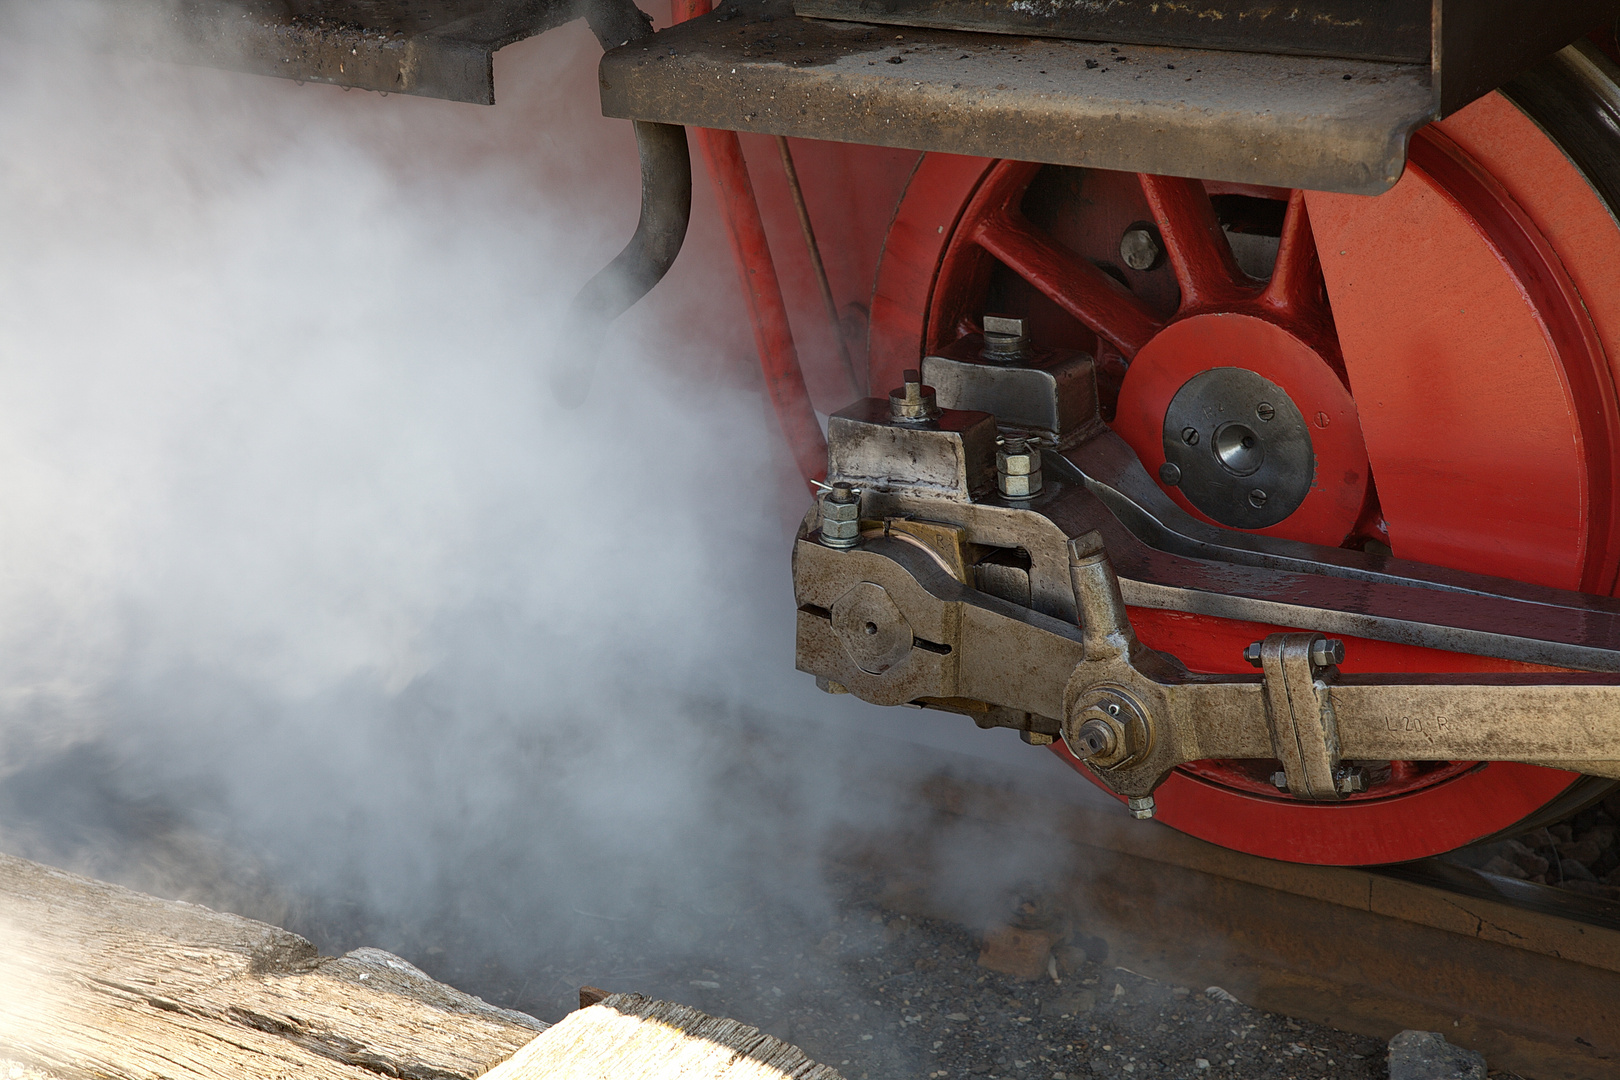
[1063,687,1152,770]
[1069,717,1118,760]
[997,437,1043,499]
[1310,637,1346,668]
[819,483,862,548]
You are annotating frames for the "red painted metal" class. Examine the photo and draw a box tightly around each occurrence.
[865,90,1620,863]
[1307,129,1620,595]
[1137,174,1252,311]
[672,0,827,486]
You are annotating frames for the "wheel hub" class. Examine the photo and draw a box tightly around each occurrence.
[1116,312,1371,545]
[1160,367,1312,529]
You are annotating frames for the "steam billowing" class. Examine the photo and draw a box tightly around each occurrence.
[0,11,1083,1017]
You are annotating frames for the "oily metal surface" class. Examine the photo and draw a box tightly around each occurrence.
[872,775,1620,1079]
[1159,368,1314,530]
[598,0,1435,195]
[28,0,573,103]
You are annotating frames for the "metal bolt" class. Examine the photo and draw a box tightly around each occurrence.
[1256,402,1275,422]
[1336,766,1368,794]
[997,433,1043,499]
[980,313,1033,364]
[889,368,940,424]
[1119,225,1163,272]
[819,481,862,549]
[1243,641,1263,668]
[1069,717,1118,760]
[1310,637,1346,668]
[1248,488,1268,508]
[1270,770,1289,791]
[1181,426,1200,446]
[1126,795,1156,820]
[1158,462,1182,486]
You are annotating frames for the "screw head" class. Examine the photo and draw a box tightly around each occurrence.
[1242,641,1264,668]
[1270,770,1289,791]
[1158,461,1182,486]
[1126,795,1156,820]
[1181,426,1200,446]
[1256,402,1275,422]
[1248,488,1268,508]
[1119,225,1163,272]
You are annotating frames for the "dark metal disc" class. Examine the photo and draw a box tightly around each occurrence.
[1160,367,1314,529]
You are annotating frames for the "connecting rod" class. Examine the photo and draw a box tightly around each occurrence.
[794,524,1620,810]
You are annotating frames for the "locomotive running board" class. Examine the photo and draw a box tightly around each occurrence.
[600,0,1432,195]
[600,0,1617,195]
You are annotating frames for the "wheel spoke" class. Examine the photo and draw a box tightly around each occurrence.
[1138,174,1248,312]
[1261,190,1329,323]
[974,208,1163,358]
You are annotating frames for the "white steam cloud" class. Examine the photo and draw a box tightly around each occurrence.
[0,13,1084,1006]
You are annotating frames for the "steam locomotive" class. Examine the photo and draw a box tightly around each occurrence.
[102,0,1620,866]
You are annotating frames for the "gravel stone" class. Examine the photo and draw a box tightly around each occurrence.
[1388,1030,1487,1079]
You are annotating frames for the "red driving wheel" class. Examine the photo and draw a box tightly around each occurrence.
[867,62,1620,864]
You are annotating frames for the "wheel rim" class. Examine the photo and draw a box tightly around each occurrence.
[866,47,1620,864]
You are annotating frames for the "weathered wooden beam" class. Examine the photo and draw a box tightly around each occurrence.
[485,993,846,1080]
[0,851,545,1080]
[0,852,848,1080]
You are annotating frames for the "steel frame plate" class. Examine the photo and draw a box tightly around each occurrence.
[22,0,574,104]
[791,0,1434,63]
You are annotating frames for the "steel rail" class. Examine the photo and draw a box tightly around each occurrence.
[854,773,1620,1079]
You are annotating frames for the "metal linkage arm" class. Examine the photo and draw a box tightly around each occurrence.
[795,524,1620,812]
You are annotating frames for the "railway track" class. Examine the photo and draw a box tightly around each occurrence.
[848,768,1620,1080]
